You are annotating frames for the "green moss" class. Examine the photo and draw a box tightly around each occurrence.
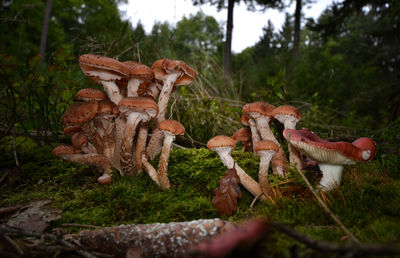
[1,138,400,256]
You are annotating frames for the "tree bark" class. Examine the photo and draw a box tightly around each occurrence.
[293,0,302,60]
[39,0,53,60]
[224,0,234,84]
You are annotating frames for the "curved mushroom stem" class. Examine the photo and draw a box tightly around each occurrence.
[120,113,142,175]
[127,79,143,97]
[318,164,344,191]
[257,151,275,197]
[249,119,261,152]
[113,115,125,174]
[214,147,265,200]
[141,153,161,187]
[135,123,149,174]
[147,73,181,159]
[101,81,123,105]
[60,153,113,185]
[147,81,161,99]
[288,144,303,171]
[157,132,174,189]
[94,117,115,162]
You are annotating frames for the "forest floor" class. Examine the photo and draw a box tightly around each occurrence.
[0,136,400,257]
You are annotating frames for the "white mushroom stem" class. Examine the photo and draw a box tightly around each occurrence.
[141,154,161,187]
[127,79,143,97]
[120,112,144,174]
[318,164,344,192]
[134,123,149,173]
[94,117,115,162]
[214,147,265,200]
[147,73,181,159]
[113,115,125,174]
[157,132,175,189]
[147,82,161,99]
[257,150,275,196]
[100,81,123,105]
[288,144,303,171]
[249,119,261,152]
[254,116,278,144]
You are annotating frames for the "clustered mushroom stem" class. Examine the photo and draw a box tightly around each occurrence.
[249,119,261,152]
[258,154,275,196]
[157,73,181,121]
[127,79,142,97]
[158,133,174,189]
[147,82,161,99]
[288,144,303,171]
[215,148,265,199]
[141,154,161,186]
[255,117,279,144]
[318,164,344,191]
[82,123,103,154]
[101,81,123,105]
[135,123,149,173]
[112,115,125,174]
[120,113,142,173]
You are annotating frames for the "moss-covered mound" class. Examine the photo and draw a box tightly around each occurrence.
[1,136,400,257]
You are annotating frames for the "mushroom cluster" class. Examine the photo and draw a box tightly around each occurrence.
[209,103,376,197]
[53,55,196,188]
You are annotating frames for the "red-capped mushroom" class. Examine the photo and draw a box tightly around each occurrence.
[283,128,377,191]
[207,135,265,200]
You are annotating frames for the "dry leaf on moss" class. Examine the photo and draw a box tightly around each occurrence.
[212,167,241,216]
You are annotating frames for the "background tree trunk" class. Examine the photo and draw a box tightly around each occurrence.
[39,0,53,60]
[224,0,234,84]
[293,0,302,60]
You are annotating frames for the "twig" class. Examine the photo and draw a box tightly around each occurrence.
[293,166,359,244]
[3,234,24,255]
[61,223,100,229]
[270,220,400,256]
[0,205,21,217]
[0,225,97,258]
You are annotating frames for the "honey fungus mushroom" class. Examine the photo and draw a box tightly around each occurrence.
[207,135,265,200]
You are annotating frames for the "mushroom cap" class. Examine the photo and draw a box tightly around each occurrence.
[118,96,159,119]
[283,128,376,165]
[52,145,82,157]
[158,120,185,135]
[61,101,99,125]
[207,135,236,150]
[240,114,250,126]
[352,137,377,162]
[242,102,275,119]
[254,140,280,153]
[63,125,82,138]
[271,105,301,122]
[75,88,107,102]
[71,132,88,149]
[123,61,155,82]
[232,128,251,143]
[151,59,197,85]
[79,54,129,81]
[97,100,119,117]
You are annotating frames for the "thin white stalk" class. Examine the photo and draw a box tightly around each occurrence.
[158,133,174,189]
[141,154,161,187]
[101,81,123,105]
[318,164,344,191]
[127,79,142,97]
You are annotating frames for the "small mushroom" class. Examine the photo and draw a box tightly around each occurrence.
[243,102,288,177]
[147,59,197,159]
[284,128,377,191]
[63,125,82,138]
[71,131,96,154]
[254,140,279,197]
[79,54,129,105]
[157,120,185,189]
[232,128,252,152]
[52,145,113,185]
[207,135,265,200]
[118,97,159,175]
[271,105,303,170]
[75,88,108,102]
[61,101,103,154]
[123,61,154,97]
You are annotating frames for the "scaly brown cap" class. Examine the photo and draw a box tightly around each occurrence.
[271,105,301,120]
[207,135,236,150]
[118,96,159,119]
[124,61,154,82]
[241,114,250,126]
[75,88,107,102]
[232,128,251,142]
[61,101,99,125]
[97,100,119,117]
[158,120,185,135]
[254,140,280,153]
[242,102,275,118]
[52,145,82,157]
[79,54,129,80]
[152,59,197,85]
[63,125,82,138]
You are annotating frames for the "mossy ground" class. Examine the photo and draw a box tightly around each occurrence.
[1,136,400,257]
